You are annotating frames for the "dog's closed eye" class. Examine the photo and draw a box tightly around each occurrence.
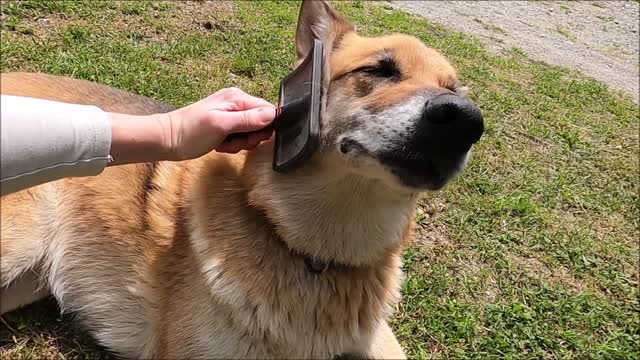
[353,56,402,81]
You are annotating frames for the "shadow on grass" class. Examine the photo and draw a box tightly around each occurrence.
[1,298,111,359]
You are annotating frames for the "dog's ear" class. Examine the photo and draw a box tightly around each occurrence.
[294,0,354,66]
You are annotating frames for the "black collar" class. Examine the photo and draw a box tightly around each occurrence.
[263,216,354,274]
[304,256,331,274]
[288,246,353,275]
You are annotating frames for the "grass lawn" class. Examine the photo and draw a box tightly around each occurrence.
[1,1,638,359]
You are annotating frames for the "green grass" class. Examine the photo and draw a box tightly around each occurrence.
[1,1,638,359]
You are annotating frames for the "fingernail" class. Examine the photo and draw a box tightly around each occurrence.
[258,107,276,124]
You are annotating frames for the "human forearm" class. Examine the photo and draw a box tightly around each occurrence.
[0,102,171,195]
[1,88,275,197]
[1,95,112,196]
[105,112,169,166]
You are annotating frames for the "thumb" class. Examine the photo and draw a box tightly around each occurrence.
[213,107,276,134]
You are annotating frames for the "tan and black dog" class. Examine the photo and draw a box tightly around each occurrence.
[0,1,483,358]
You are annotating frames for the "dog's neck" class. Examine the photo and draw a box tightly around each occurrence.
[243,146,417,267]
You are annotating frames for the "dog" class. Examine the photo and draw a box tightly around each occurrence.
[0,1,483,358]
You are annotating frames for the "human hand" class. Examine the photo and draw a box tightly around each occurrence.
[106,87,275,167]
[161,87,276,161]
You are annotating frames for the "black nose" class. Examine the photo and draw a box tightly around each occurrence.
[412,93,484,153]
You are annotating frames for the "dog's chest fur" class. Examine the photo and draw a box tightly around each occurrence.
[148,154,405,358]
[37,151,402,358]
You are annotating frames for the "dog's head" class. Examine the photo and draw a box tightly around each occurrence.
[293,0,484,192]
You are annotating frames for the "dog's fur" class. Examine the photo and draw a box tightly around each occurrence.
[0,1,476,358]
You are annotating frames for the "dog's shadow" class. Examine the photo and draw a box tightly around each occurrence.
[0,298,112,359]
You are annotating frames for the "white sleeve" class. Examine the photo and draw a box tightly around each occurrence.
[0,95,112,196]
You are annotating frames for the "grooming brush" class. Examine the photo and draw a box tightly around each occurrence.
[225,39,323,173]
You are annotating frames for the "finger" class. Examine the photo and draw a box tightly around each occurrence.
[247,128,274,146]
[217,128,273,153]
[216,140,246,154]
[221,88,275,111]
[234,94,275,111]
[262,131,276,144]
[243,133,268,150]
[212,107,276,135]
[244,141,260,152]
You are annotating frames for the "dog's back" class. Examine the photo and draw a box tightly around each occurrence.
[0,72,189,356]
[0,72,175,300]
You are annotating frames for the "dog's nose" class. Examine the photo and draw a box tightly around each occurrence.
[413,93,484,153]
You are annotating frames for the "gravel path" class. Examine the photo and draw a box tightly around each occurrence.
[389,1,639,103]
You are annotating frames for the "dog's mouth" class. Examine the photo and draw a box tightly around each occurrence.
[339,138,468,191]
[377,150,468,191]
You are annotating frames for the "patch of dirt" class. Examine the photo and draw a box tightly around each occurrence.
[458,255,502,305]
[389,1,640,103]
[413,199,452,250]
[148,1,236,35]
[413,197,502,302]
[507,253,596,294]
[0,1,236,42]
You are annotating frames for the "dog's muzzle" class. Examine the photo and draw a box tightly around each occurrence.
[378,93,484,190]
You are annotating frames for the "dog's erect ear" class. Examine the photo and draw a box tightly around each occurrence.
[294,0,354,66]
